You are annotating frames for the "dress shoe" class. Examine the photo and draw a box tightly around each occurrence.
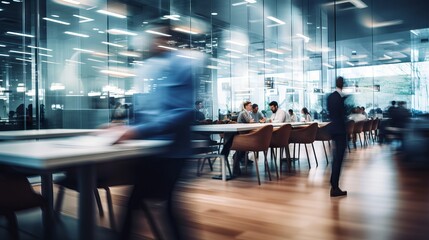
[330,188,347,197]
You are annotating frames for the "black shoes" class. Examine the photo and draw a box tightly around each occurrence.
[330,188,347,197]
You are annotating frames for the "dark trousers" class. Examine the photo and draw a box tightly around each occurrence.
[330,133,346,189]
[120,157,185,240]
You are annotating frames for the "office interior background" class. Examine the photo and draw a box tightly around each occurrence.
[0,0,428,130]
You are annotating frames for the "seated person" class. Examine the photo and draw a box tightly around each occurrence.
[301,107,312,122]
[237,101,255,123]
[288,109,297,122]
[250,104,266,123]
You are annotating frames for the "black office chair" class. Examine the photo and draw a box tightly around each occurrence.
[0,172,46,240]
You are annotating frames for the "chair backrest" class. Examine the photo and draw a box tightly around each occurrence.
[346,120,355,135]
[371,118,379,131]
[270,124,292,148]
[289,123,318,144]
[353,121,365,133]
[315,122,332,141]
[231,125,273,152]
[362,119,373,132]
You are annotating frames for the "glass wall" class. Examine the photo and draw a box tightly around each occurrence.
[0,0,428,130]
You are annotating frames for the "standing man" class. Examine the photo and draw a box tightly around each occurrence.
[268,101,289,122]
[250,103,266,123]
[327,76,348,197]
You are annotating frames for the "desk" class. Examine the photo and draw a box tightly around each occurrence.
[0,138,171,240]
[0,129,100,140]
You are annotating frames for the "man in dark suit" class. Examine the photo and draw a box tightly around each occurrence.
[327,76,348,197]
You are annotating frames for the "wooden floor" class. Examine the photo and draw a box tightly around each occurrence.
[8,141,429,239]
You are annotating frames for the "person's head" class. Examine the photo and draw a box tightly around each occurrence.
[361,107,365,112]
[288,109,294,115]
[252,103,259,113]
[195,100,203,110]
[391,100,396,106]
[336,76,344,90]
[301,107,309,115]
[243,101,252,111]
[269,101,279,113]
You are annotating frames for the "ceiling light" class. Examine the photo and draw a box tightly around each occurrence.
[232,2,248,6]
[346,61,355,66]
[73,48,94,53]
[6,31,34,38]
[107,29,137,36]
[101,41,124,48]
[173,27,198,35]
[73,14,94,23]
[39,53,53,57]
[43,17,70,25]
[211,12,218,16]
[96,9,126,19]
[225,48,241,53]
[177,54,197,59]
[100,69,136,78]
[9,50,32,55]
[61,0,80,4]
[158,45,178,51]
[0,44,5,47]
[1,1,10,4]
[64,31,89,37]
[371,20,403,28]
[145,30,171,37]
[266,49,284,54]
[0,54,9,57]
[28,46,52,51]
[225,40,247,46]
[267,16,285,25]
[88,58,104,63]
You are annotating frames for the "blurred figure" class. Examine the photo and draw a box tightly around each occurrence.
[112,102,126,123]
[327,76,347,197]
[237,101,255,123]
[301,107,312,122]
[268,101,289,122]
[361,107,368,119]
[112,22,203,240]
[193,100,206,124]
[288,109,297,122]
[348,107,366,122]
[250,104,266,123]
[387,101,397,119]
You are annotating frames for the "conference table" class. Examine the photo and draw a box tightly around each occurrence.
[0,129,100,141]
[0,136,172,240]
[192,122,328,180]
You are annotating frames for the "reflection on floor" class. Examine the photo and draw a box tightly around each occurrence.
[1,142,429,239]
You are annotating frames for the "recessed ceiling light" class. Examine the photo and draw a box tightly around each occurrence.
[211,12,218,16]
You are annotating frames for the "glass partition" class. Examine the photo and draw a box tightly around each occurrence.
[0,0,428,131]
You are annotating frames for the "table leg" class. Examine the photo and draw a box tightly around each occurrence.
[77,165,96,240]
[41,173,54,240]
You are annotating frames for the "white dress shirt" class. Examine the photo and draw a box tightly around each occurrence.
[270,109,289,123]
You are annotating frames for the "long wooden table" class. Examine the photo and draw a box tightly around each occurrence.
[0,137,171,240]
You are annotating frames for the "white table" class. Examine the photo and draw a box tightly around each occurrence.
[0,129,100,140]
[192,122,315,133]
[0,138,171,240]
